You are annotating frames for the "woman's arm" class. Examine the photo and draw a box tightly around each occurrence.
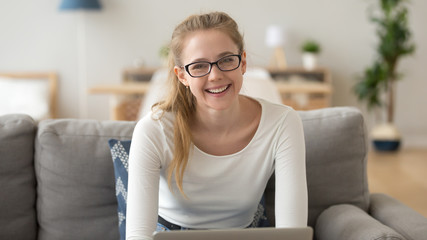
[126,119,162,240]
[274,109,308,227]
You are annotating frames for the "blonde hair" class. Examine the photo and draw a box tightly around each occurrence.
[154,12,245,196]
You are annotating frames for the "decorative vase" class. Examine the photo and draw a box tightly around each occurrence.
[302,53,317,70]
[371,123,401,151]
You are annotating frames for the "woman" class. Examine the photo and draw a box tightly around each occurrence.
[126,12,307,240]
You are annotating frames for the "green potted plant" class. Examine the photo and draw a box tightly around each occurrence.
[301,40,321,70]
[354,0,415,151]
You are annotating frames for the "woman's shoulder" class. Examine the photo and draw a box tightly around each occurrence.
[257,98,296,117]
[253,98,301,129]
[134,109,175,135]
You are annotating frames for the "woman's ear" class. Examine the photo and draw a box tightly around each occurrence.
[241,51,247,75]
[174,66,188,87]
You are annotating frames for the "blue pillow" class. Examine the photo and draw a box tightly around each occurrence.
[108,139,131,240]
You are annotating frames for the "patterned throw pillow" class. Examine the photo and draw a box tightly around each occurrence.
[108,139,131,240]
[250,195,270,228]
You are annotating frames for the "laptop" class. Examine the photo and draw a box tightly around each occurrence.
[153,227,313,240]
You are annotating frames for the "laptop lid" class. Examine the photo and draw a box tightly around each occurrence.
[153,227,313,240]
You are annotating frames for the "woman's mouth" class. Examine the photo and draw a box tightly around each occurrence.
[206,84,230,94]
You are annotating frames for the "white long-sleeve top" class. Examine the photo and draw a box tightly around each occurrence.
[126,98,307,240]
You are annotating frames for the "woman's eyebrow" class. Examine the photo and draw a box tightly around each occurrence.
[217,51,236,58]
[190,51,237,63]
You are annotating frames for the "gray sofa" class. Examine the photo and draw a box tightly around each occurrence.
[1,107,426,240]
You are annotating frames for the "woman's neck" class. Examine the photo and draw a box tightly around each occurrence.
[189,95,261,156]
[192,95,244,135]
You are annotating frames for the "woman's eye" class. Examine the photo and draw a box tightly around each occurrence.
[222,57,234,63]
[191,63,208,70]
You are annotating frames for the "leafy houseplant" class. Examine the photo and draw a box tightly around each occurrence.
[301,40,321,54]
[301,40,321,70]
[354,0,415,151]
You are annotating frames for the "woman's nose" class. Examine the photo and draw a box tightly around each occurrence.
[208,64,223,80]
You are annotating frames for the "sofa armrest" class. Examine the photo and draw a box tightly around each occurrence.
[370,193,427,240]
[315,204,405,240]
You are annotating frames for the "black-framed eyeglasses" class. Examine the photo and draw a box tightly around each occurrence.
[183,54,242,78]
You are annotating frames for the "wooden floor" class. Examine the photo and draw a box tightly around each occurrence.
[367,148,427,218]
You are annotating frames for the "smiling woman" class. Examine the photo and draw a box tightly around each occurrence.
[126,12,307,240]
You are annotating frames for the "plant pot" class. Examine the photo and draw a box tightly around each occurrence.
[302,53,318,70]
[371,123,401,151]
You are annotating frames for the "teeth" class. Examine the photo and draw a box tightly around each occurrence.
[207,85,228,94]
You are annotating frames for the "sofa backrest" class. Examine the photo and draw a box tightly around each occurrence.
[0,114,38,240]
[264,107,369,227]
[31,106,368,239]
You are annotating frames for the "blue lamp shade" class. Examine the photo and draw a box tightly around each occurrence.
[59,0,102,10]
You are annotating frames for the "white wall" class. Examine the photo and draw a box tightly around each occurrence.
[1,0,426,148]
